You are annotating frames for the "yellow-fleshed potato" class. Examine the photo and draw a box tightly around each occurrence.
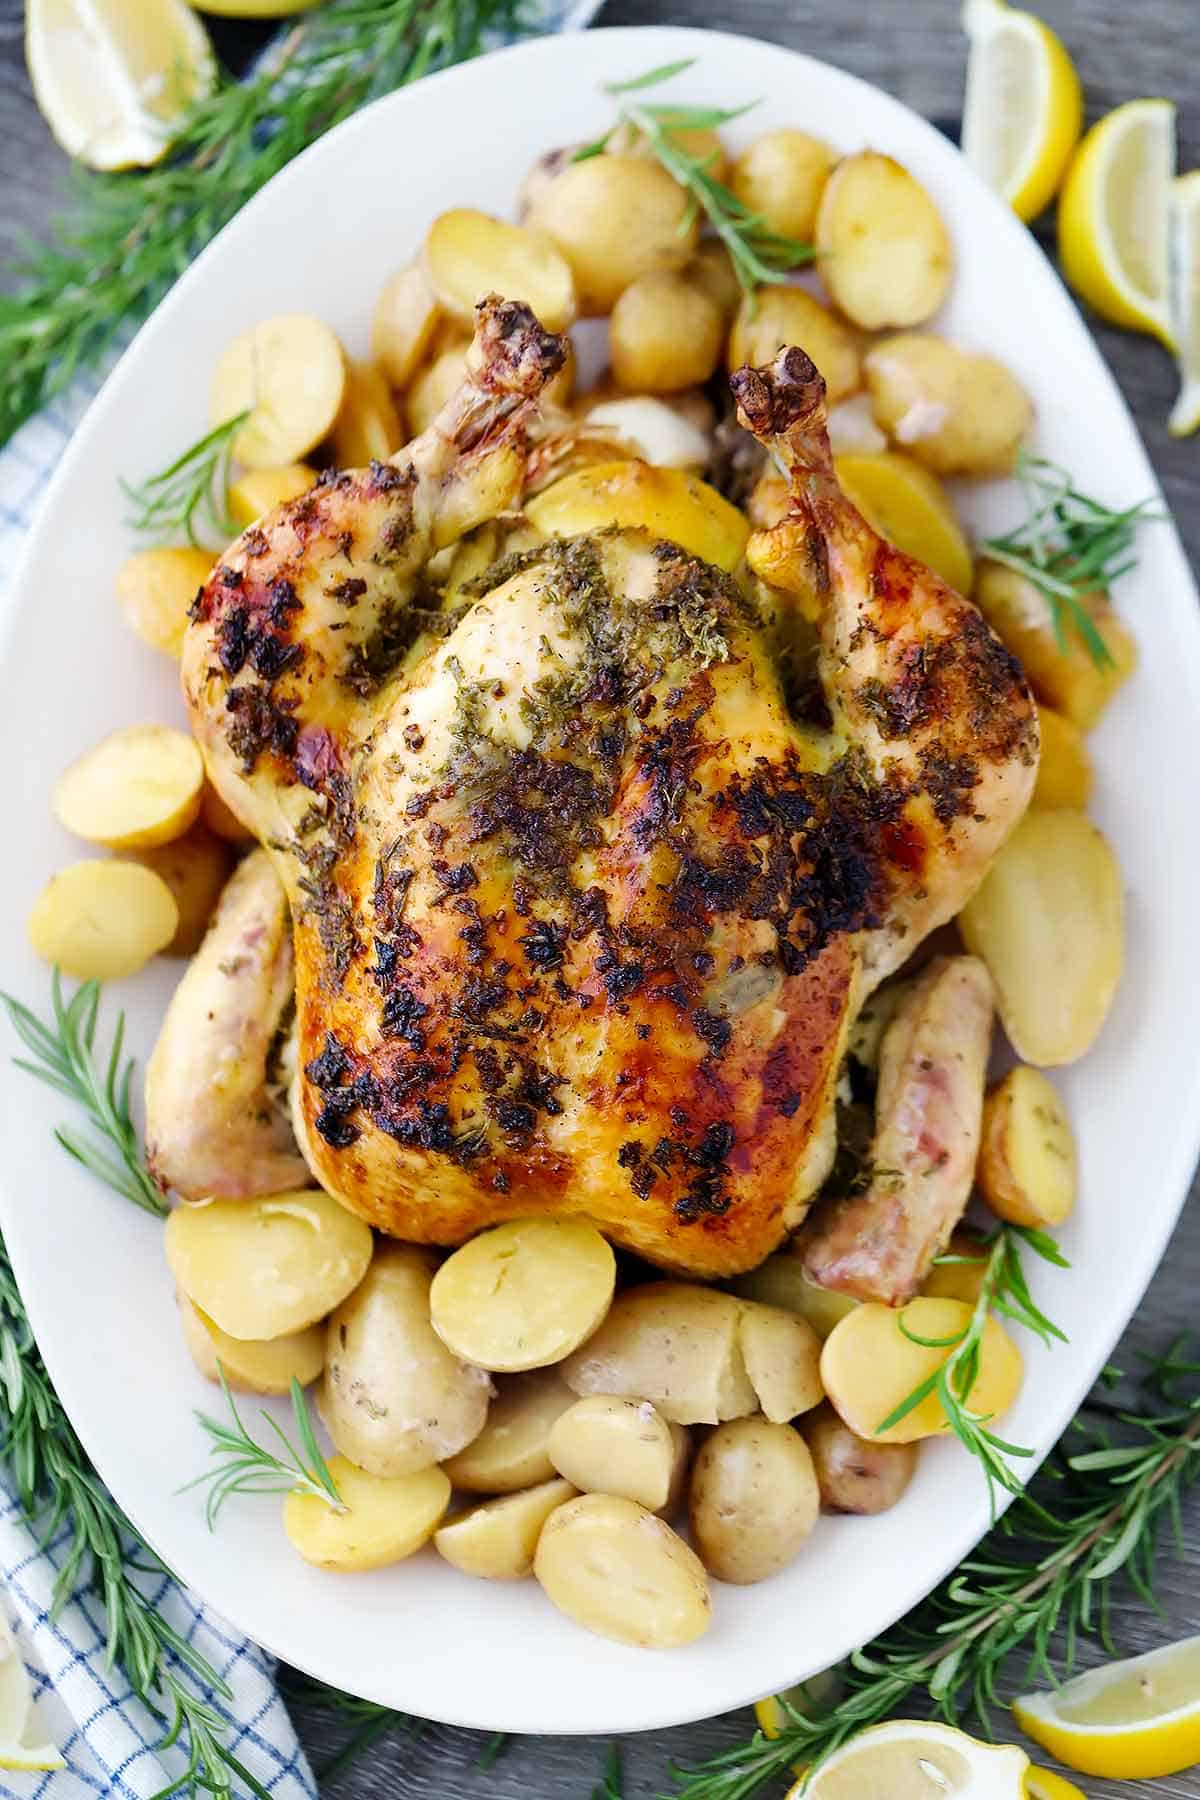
[820,1298,1024,1445]
[610,272,725,393]
[834,452,973,595]
[547,1396,688,1512]
[430,1218,615,1373]
[737,1302,824,1423]
[200,783,254,844]
[729,128,835,242]
[803,1405,918,1514]
[561,1283,756,1425]
[331,359,404,467]
[920,1227,991,1306]
[979,1065,1079,1230]
[972,560,1138,732]
[284,1456,450,1573]
[731,1255,859,1340]
[958,809,1124,1066]
[53,725,205,851]
[115,546,213,658]
[405,344,468,438]
[817,151,952,329]
[687,240,741,320]
[689,1418,819,1585]
[1033,705,1093,809]
[370,262,442,389]
[423,208,576,333]
[323,1245,492,1476]
[177,1291,324,1394]
[211,313,346,468]
[527,462,749,573]
[524,154,699,315]
[131,825,233,956]
[442,1367,577,1493]
[534,1493,711,1648]
[864,334,1033,478]
[609,119,729,185]
[228,463,317,529]
[28,860,178,980]
[434,1478,577,1581]
[165,1189,372,1342]
[729,287,861,406]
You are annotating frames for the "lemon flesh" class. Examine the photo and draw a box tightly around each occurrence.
[0,1612,64,1772]
[792,1720,1029,1800]
[1014,1634,1200,1779]
[1058,97,1176,344]
[961,0,1082,222]
[1168,170,1200,437]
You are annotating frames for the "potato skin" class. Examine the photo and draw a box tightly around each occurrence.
[804,1406,917,1514]
[729,128,835,241]
[525,154,698,314]
[864,334,1032,477]
[547,1395,685,1512]
[689,1418,819,1584]
[610,272,725,393]
[561,1282,755,1425]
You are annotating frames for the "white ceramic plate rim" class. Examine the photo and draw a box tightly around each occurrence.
[2,23,1200,1737]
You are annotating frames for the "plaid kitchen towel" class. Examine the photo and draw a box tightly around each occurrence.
[0,2,599,1793]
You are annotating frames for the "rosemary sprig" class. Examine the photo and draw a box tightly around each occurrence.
[666,1341,1200,1800]
[981,452,1159,668]
[0,971,165,1218]
[575,61,814,295]
[593,1744,626,1800]
[123,412,248,547]
[1,0,521,449]
[187,1372,345,1528]
[880,1226,1068,1511]
[277,1670,419,1784]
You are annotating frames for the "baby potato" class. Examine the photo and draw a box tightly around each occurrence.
[979,1065,1078,1230]
[731,1256,859,1340]
[370,262,441,389]
[803,1405,917,1514]
[1033,705,1093,809]
[973,560,1138,732]
[434,1478,577,1581]
[958,809,1124,1066]
[738,1302,824,1423]
[534,1493,711,1648]
[228,464,317,529]
[820,1298,1024,1444]
[115,546,212,658]
[920,1227,991,1306]
[730,128,836,242]
[834,451,973,595]
[165,1188,372,1342]
[817,152,953,330]
[324,1245,492,1476]
[423,208,576,333]
[687,240,741,320]
[610,272,725,393]
[177,1290,324,1394]
[405,344,468,438]
[561,1283,756,1425]
[526,461,749,573]
[864,334,1033,478]
[442,1367,577,1493]
[27,860,178,980]
[525,154,698,315]
[331,359,403,467]
[284,1456,450,1573]
[430,1218,615,1373]
[547,1396,688,1513]
[729,287,861,405]
[689,1418,819,1584]
[53,725,205,851]
[211,313,346,468]
[200,783,254,844]
[609,119,729,185]
[131,825,232,956]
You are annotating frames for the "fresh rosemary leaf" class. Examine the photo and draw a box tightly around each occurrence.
[122,412,248,547]
[187,1372,345,1528]
[478,1730,512,1769]
[594,1743,626,1800]
[609,59,697,93]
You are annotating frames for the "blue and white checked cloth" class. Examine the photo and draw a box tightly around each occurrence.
[0,2,598,1792]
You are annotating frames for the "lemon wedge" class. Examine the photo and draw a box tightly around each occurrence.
[1058,97,1176,344]
[961,0,1082,222]
[1023,1772,1088,1800]
[0,1608,64,1774]
[25,0,215,171]
[784,1720,1029,1798]
[1168,170,1200,436]
[1014,1634,1200,1778]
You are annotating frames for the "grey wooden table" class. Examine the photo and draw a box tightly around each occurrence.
[2,0,1198,1794]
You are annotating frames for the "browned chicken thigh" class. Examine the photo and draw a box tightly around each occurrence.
[178,310,1036,1278]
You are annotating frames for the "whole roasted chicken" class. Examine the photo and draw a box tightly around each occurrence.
[176,296,1036,1279]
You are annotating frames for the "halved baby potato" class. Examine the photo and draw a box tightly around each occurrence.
[27,859,179,980]
[430,1218,615,1373]
[730,1255,858,1340]
[53,725,205,851]
[729,286,861,405]
[523,154,697,316]
[423,209,576,333]
[729,128,835,242]
[562,1283,756,1426]
[284,1456,450,1572]
[737,1302,825,1424]
[131,825,232,956]
[864,334,1032,478]
[442,1367,578,1494]
[547,1395,688,1513]
[177,1290,324,1394]
[534,1493,711,1648]
[820,1298,1023,1445]
[201,783,254,844]
[834,451,973,596]
[803,1406,918,1515]
[817,151,952,329]
[972,560,1138,732]
[434,1477,577,1581]
[211,313,346,468]
[979,1064,1078,1230]
[371,262,442,389]
[405,344,468,438]
[527,461,749,573]
[1032,705,1093,810]
[165,1188,372,1341]
[228,463,317,529]
[610,271,725,393]
[115,546,212,658]
[331,359,404,467]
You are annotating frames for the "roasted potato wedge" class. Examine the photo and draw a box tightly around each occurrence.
[562,1283,756,1425]
[371,262,442,389]
[547,1396,688,1513]
[1033,705,1092,809]
[834,451,973,595]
